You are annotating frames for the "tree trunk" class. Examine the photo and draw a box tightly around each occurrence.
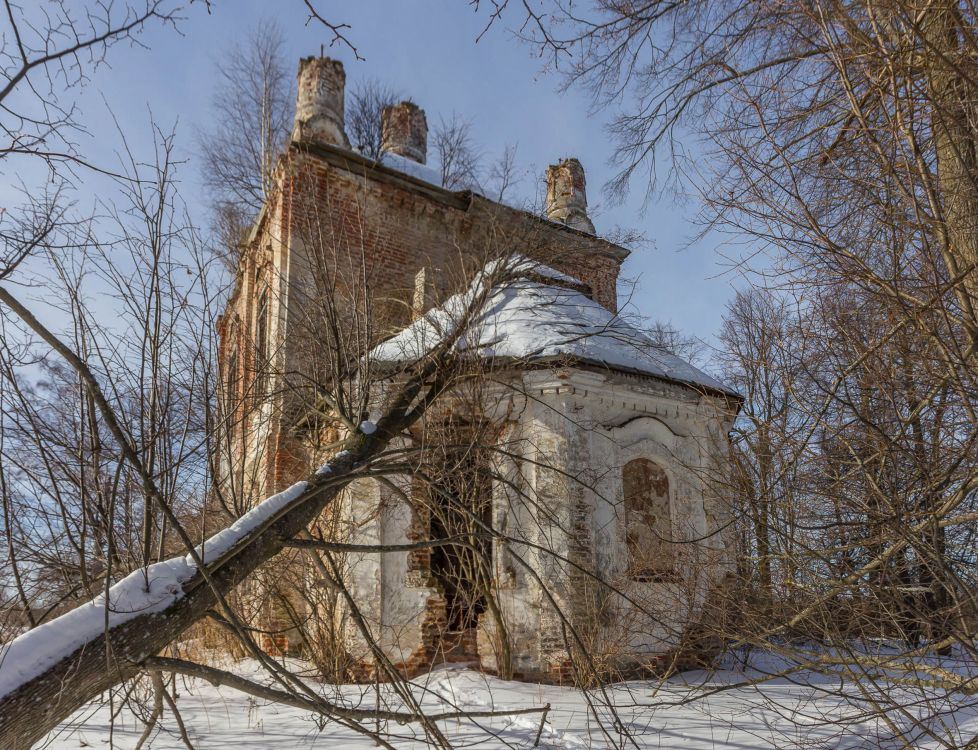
[926,1,978,340]
[0,448,366,749]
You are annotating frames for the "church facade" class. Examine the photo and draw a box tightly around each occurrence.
[217,56,740,682]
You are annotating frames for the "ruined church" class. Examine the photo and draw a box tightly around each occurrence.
[217,56,740,682]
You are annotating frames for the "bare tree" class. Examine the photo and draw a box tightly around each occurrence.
[346,78,402,159]
[474,1,978,746]
[485,142,521,202]
[718,290,808,606]
[432,115,525,202]
[432,113,483,190]
[646,318,705,365]
[198,20,295,268]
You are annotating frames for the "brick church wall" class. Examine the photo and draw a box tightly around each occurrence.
[213,56,736,684]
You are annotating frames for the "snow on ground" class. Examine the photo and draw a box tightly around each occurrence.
[40,652,978,749]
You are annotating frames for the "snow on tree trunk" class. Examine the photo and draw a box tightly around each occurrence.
[0,451,357,750]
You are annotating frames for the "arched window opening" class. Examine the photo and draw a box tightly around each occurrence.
[253,284,270,400]
[225,346,239,417]
[622,458,674,580]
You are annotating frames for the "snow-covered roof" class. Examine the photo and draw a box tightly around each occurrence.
[371,260,737,397]
[379,151,442,186]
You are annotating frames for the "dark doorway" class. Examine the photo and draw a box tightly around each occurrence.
[426,423,492,633]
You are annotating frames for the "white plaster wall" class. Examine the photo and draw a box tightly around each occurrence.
[333,369,736,677]
[504,369,737,672]
[479,416,541,674]
[337,477,384,665]
[377,476,437,663]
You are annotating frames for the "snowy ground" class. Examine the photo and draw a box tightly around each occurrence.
[39,652,978,749]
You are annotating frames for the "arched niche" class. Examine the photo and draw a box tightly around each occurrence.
[622,457,675,581]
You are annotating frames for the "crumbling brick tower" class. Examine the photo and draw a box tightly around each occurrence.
[217,55,626,488]
[217,56,737,678]
[216,55,629,658]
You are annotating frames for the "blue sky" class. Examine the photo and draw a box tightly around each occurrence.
[23,1,743,348]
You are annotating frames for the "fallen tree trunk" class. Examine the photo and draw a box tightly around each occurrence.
[0,447,363,749]
[0,248,495,748]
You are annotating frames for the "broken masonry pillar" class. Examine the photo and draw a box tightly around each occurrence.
[545,158,595,234]
[381,101,428,164]
[292,56,350,148]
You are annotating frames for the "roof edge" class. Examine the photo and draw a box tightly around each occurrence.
[289,139,630,262]
[370,349,741,403]
[290,139,471,210]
